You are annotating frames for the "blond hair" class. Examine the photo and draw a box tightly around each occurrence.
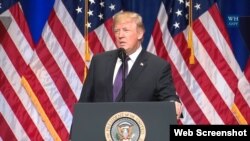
[112,11,145,33]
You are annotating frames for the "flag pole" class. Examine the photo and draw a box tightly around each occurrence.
[84,0,90,81]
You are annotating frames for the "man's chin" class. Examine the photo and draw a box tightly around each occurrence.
[118,46,127,49]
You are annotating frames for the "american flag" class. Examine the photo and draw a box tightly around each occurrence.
[0,0,249,140]
[148,0,250,124]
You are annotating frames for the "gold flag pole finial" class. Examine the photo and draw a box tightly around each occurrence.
[188,0,195,64]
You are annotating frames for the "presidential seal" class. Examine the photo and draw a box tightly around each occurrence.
[105,111,146,141]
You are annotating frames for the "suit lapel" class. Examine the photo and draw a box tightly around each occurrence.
[105,50,119,101]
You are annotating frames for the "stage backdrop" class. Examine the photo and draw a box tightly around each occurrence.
[0,0,250,140]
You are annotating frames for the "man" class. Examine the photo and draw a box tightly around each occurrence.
[79,11,182,118]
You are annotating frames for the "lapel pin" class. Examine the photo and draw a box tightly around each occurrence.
[140,62,144,66]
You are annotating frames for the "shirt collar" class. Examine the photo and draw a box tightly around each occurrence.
[128,46,142,62]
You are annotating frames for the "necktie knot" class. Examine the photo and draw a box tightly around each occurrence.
[125,56,130,62]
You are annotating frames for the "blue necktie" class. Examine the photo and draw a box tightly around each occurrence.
[113,57,129,101]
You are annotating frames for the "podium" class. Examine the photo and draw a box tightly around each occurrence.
[71,102,177,141]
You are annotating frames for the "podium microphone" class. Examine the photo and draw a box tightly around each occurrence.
[118,48,127,102]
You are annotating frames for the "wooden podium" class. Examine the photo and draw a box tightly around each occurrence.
[71,102,177,141]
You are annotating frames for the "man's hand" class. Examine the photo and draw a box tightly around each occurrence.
[175,101,182,119]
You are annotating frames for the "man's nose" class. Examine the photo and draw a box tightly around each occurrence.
[118,31,125,38]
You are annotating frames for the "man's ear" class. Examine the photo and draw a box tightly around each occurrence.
[137,29,144,40]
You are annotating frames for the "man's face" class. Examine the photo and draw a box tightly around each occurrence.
[113,19,143,55]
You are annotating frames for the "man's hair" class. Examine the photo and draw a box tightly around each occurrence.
[112,11,145,33]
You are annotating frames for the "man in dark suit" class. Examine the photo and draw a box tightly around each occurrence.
[79,11,182,118]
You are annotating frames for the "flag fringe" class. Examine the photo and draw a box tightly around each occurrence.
[84,0,91,62]
[188,0,195,64]
[84,65,88,82]
[21,76,61,141]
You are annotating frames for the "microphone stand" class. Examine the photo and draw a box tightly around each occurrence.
[121,59,126,102]
[118,48,127,102]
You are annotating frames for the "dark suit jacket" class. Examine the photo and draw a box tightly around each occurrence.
[79,48,180,102]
